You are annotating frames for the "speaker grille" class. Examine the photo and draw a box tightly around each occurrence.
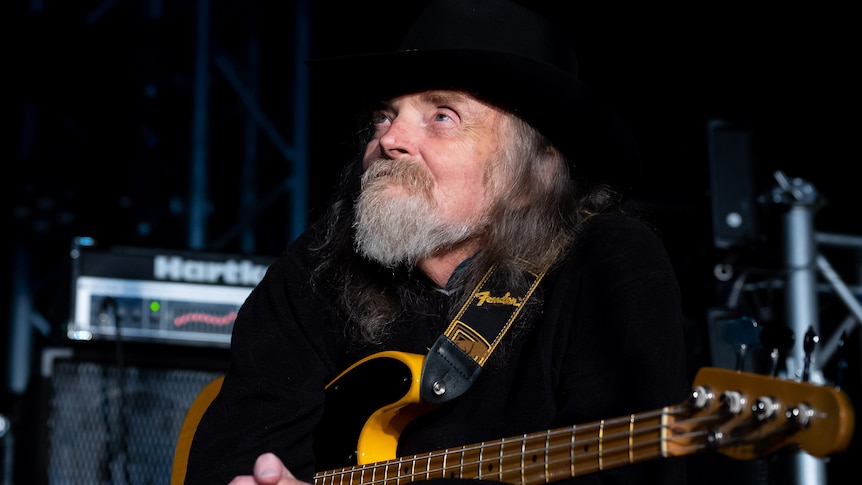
[45,359,221,484]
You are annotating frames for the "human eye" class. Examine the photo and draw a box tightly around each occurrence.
[432,107,457,123]
[371,110,391,125]
[433,112,452,122]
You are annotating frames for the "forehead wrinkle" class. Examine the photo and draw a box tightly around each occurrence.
[419,90,469,105]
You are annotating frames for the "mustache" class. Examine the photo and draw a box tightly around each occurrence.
[361,158,433,192]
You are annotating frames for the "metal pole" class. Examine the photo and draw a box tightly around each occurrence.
[188,0,211,250]
[240,2,261,253]
[783,203,821,381]
[290,0,310,242]
[773,170,828,485]
[6,241,32,396]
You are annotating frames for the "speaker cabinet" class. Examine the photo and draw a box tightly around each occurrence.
[36,343,227,484]
[708,119,762,249]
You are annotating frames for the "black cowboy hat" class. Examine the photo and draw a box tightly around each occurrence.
[308,0,641,186]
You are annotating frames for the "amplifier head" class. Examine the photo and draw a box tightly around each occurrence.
[67,237,275,347]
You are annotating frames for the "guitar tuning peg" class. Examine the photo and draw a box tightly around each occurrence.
[802,326,819,382]
[785,403,815,429]
[752,396,780,422]
[803,326,819,354]
[719,390,745,415]
[687,385,713,411]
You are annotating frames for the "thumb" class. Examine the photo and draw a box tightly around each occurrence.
[253,452,294,484]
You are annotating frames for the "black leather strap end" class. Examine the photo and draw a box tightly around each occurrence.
[420,337,482,404]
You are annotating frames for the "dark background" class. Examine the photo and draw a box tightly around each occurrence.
[5,1,860,484]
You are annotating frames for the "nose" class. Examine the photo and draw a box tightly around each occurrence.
[378,116,417,159]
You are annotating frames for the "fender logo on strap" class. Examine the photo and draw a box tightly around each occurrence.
[474,290,520,306]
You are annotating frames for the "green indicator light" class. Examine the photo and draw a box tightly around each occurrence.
[150,301,161,312]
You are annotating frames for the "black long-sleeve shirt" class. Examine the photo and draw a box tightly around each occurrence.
[186,213,689,484]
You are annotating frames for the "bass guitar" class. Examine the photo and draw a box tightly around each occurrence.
[312,351,854,485]
[172,351,855,484]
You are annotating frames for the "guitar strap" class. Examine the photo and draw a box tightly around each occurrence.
[420,260,548,403]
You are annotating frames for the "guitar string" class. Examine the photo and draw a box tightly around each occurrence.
[313,405,727,484]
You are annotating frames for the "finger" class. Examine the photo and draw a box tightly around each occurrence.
[253,452,292,485]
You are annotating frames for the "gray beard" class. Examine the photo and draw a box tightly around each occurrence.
[353,159,483,268]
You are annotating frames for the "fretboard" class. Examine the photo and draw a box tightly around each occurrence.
[314,405,687,485]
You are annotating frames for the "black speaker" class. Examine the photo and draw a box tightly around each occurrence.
[35,343,227,485]
[708,119,763,249]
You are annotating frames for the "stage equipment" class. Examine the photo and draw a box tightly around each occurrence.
[708,119,762,249]
[66,237,274,348]
[38,344,226,484]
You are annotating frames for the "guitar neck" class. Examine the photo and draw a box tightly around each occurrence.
[314,405,680,485]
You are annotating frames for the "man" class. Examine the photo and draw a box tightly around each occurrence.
[184,0,689,484]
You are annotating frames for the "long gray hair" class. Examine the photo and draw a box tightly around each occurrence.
[308,113,622,344]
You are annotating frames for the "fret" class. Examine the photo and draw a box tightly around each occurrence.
[404,457,415,485]
[543,430,550,482]
[496,440,507,479]
[519,433,526,485]
[561,422,604,478]
[427,449,444,480]
[521,429,554,484]
[423,451,432,481]
[458,443,481,479]
[598,420,604,470]
[478,442,485,479]
[594,413,664,470]
[603,418,611,471]
[497,436,506,482]
[660,405,670,456]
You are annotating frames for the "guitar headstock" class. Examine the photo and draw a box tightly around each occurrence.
[666,367,855,461]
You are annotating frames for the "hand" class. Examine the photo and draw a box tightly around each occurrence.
[228,452,311,485]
